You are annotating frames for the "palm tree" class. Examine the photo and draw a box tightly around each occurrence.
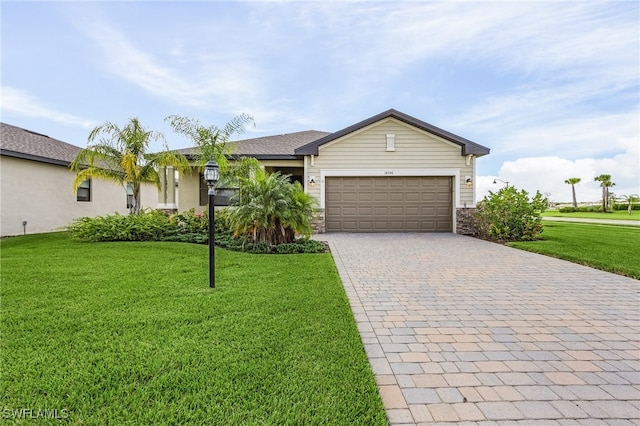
[564,177,581,208]
[70,118,190,214]
[594,174,615,212]
[231,170,317,245]
[165,114,253,172]
[619,194,639,215]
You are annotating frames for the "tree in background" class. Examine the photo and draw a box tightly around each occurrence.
[594,174,615,212]
[166,114,253,170]
[71,118,190,214]
[618,194,640,215]
[166,114,260,192]
[564,177,581,207]
[473,186,548,242]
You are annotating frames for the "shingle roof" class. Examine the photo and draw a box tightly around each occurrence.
[1,122,81,166]
[175,130,331,160]
[295,109,491,157]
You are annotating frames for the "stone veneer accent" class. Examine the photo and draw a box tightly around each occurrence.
[312,208,326,234]
[456,208,476,235]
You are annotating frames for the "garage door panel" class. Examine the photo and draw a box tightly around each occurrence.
[390,193,404,202]
[325,176,452,232]
[342,207,357,216]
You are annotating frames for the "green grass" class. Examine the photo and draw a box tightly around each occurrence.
[543,210,638,220]
[0,233,387,425]
[508,221,640,279]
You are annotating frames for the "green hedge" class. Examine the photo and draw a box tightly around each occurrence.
[613,203,640,211]
[558,206,608,213]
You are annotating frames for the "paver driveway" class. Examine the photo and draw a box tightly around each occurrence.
[320,233,639,425]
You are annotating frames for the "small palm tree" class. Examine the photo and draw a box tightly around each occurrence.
[232,170,317,245]
[70,118,190,214]
[619,194,639,215]
[564,177,581,208]
[594,174,615,212]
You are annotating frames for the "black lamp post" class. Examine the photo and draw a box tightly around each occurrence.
[204,158,219,288]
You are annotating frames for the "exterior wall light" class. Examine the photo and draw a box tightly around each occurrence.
[465,176,473,187]
[309,176,316,188]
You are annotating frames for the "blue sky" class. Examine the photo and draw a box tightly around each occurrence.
[2,1,638,202]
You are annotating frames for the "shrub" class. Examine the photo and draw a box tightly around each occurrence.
[68,209,172,242]
[473,186,548,242]
[558,206,607,213]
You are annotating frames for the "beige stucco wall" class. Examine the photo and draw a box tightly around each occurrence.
[175,167,204,213]
[0,156,158,237]
[304,118,476,209]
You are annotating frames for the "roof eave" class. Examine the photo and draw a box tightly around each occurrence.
[1,149,71,167]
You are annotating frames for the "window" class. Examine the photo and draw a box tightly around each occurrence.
[77,179,91,202]
[126,183,134,209]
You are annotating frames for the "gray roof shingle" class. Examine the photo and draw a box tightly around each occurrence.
[175,130,331,159]
[1,122,81,166]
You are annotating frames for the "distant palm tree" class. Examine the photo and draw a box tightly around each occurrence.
[70,118,190,214]
[619,194,639,215]
[564,177,581,207]
[594,174,615,212]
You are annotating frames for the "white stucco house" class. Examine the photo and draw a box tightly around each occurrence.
[163,109,490,233]
[0,123,158,237]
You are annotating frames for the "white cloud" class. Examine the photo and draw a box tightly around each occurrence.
[478,150,639,204]
[0,86,96,129]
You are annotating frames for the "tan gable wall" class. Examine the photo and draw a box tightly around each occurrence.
[1,156,158,237]
[304,118,476,208]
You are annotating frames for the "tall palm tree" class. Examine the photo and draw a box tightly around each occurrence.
[70,118,190,214]
[564,177,581,207]
[594,174,615,212]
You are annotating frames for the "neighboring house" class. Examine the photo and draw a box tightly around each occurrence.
[166,109,490,233]
[0,123,157,237]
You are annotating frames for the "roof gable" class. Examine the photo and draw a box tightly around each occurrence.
[0,122,81,166]
[294,109,490,157]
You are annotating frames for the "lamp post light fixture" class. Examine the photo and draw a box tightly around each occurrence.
[204,158,219,288]
[493,178,509,187]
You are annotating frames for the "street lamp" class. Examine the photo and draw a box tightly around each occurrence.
[204,158,219,288]
[493,178,509,187]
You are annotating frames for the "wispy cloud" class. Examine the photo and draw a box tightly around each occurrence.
[1,86,96,129]
[70,9,263,113]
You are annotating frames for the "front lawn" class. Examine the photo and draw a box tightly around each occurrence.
[0,233,387,425]
[508,221,640,279]
[543,210,638,220]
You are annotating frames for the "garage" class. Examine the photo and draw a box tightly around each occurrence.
[325,176,453,232]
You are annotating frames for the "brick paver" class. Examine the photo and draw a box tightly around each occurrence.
[320,233,640,424]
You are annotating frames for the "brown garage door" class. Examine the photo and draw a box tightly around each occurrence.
[325,176,452,232]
